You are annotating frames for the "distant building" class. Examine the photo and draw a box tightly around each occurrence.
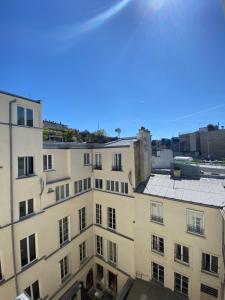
[199,128,225,159]
[43,119,68,141]
[171,137,179,153]
[179,131,200,153]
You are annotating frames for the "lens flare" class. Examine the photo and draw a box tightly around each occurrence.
[79,0,132,33]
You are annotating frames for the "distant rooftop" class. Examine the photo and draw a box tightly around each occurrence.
[0,90,41,104]
[136,173,225,208]
[43,137,137,149]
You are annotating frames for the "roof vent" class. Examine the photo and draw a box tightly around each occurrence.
[173,168,181,179]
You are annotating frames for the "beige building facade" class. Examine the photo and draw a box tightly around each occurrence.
[0,91,225,300]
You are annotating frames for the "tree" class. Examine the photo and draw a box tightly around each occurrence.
[115,128,121,138]
[62,129,74,142]
[43,128,50,141]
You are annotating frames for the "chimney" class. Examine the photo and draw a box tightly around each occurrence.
[137,127,152,182]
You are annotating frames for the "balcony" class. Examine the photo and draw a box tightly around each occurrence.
[187,224,204,236]
[151,215,163,224]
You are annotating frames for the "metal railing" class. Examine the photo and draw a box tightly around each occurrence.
[187,224,204,235]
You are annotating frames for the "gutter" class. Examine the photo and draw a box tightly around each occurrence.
[9,99,19,295]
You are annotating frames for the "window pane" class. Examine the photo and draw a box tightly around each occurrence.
[28,157,34,175]
[183,246,189,263]
[66,184,69,197]
[20,238,28,267]
[28,199,34,215]
[26,109,33,127]
[17,106,25,125]
[32,281,40,300]
[19,201,26,218]
[25,286,31,297]
[48,155,52,169]
[18,157,25,177]
[29,234,36,262]
[43,155,47,170]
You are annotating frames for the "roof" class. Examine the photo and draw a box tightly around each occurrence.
[126,279,183,300]
[43,137,137,150]
[136,174,225,207]
[0,90,41,104]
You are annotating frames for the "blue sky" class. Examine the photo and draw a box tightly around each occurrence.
[0,0,225,139]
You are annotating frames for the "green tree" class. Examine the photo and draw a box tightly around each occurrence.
[63,129,74,142]
[115,128,121,138]
[43,128,50,141]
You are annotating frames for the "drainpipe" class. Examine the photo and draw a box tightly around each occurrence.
[9,99,19,295]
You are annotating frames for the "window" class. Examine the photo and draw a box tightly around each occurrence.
[108,271,117,292]
[20,234,36,267]
[106,180,119,193]
[74,180,83,195]
[18,156,34,177]
[96,235,103,256]
[17,106,33,127]
[174,273,189,296]
[112,153,122,171]
[96,264,104,281]
[84,153,90,165]
[0,259,3,281]
[79,180,82,192]
[95,153,102,169]
[202,253,218,274]
[55,184,69,201]
[96,204,102,225]
[152,262,164,284]
[59,217,69,246]
[201,284,218,298]
[95,179,103,189]
[60,256,69,282]
[107,207,116,230]
[17,106,25,126]
[175,244,189,264]
[26,108,33,127]
[19,199,34,219]
[83,178,91,191]
[187,209,204,235]
[43,155,53,171]
[152,235,164,254]
[108,241,117,264]
[79,207,86,231]
[79,241,87,263]
[121,182,128,194]
[25,281,40,300]
[151,202,163,224]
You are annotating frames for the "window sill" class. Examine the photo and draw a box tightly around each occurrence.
[60,240,70,248]
[150,219,164,226]
[174,259,189,267]
[19,213,35,221]
[111,169,123,172]
[107,260,117,268]
[151,249,164,256]
[201,269,219,278]
[84,164,91,167]
[80,257,88,266]
[174,290,188,299]
[61,273,72,284]
[186,230,205,238]
[16,174,37,180]
[43,169,55,173]
[21,258,38,271]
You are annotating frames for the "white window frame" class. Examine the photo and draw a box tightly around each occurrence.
[79,241,87,263]
[59,216,70,246]
[96,204,102,225]
[43,154,53,171]
[174,272,189,296]
[18,156,34,177]
[150,202,163,224]
[95,153,102,168]
[112,153,122,171]
[107,207,116,230]
[95,178,103,190]
[187,209,204,235]
[152,262,164,284]
[151,235,164,254]
[79,207,86,231]
[84,153,90,166]
[60,256,69,282]
[20,234,37,267]
[24,280,40,300]
[17,106,34,127]
[96,235,103,256]
[19,198,34,219]
[108,241,117,265]
[56,184,70,201]
[202,252,219,274]
[121,182,128,194]
[174,243,189,264]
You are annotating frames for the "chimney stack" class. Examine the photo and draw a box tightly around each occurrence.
[137,127,152,182]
